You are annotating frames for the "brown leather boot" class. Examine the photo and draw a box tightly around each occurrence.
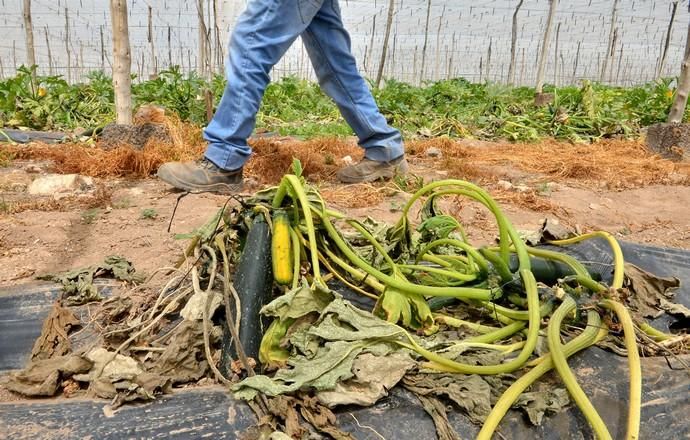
[336,156,409,183]
[157,159,243,193]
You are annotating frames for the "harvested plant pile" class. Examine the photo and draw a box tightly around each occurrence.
[5,166,689,439]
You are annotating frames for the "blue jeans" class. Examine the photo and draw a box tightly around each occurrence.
[203,0,404,171]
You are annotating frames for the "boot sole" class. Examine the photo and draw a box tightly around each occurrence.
[337,162,409,184]
[157,170,243,194]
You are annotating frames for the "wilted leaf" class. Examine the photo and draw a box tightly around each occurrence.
[259,319,294,369]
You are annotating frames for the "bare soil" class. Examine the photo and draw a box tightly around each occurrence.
[1,138,689,286]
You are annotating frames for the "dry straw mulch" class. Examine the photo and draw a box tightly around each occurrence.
[8,119,689,210]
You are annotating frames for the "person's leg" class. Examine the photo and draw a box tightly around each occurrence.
[300,0,406,182]
[157,0,325,192]
[204,0,326,170]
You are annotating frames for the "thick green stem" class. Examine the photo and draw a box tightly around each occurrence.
[417,238,489,275]
[548,296,612,439]
[548,231,624,289]
[477,310,605,440]
[399,264,477,282]
[396,269,541,375]
[317,209,495,300]
[600,299,641,440]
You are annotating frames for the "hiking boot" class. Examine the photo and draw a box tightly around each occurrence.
[336,156,409,183]
[157,158,243,193]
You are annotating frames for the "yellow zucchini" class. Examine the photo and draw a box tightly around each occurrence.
[271,210,293,285]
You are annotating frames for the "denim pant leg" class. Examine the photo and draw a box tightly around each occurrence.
[204,0,323,170]
[301,0,404,162]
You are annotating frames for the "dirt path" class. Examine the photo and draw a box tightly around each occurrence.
[1,144,689,286]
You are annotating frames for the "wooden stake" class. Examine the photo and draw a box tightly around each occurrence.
[110,0,133,125]
[22,0,36,81]
[535,0,558,94]
[375,0,396,88]
[508,0,524,85]
[668,8,690,123]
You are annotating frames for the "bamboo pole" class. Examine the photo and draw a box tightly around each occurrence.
[658,1,679,79]
[213,0,223,74]
[365,15,376,75]
[420,0,432,82]
[375,0,396,88]
[196,0,214,121]
[148,5,157,76]
[45,26,53,76]
[615,43,624,84]
[65,7,72,83]
[535,0,558,95]
[600,0,619,82]
[22,0,36,81]
[554,22,561,86]
[168,26,172,68]
[668,6,690,123]
[608,28,618,84]
[508,0,524,85]
[433,6,445,81]
[196,0,209,78]
[479,56,483,83]
[447,33,456,80]
[486,38,492,82]
[100,25,106,72]
[79,44,84,81]
[110,0,133,125]
[571,40,581,84]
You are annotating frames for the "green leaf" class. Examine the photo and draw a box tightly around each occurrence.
[292,158,303,177]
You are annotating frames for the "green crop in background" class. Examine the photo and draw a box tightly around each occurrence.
[0,65,685,142]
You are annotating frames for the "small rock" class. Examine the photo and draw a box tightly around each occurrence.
[540,218,573,241]
[24,164,43,174]
[28,174,94,196]
[668,172,687,185]
[418,127,433,138]
[588,203,602,210]
[515,184,530,193]
[497,180,513,190]
[425,147,442,158]
[10,182,27,192]
[342,155,353,165]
